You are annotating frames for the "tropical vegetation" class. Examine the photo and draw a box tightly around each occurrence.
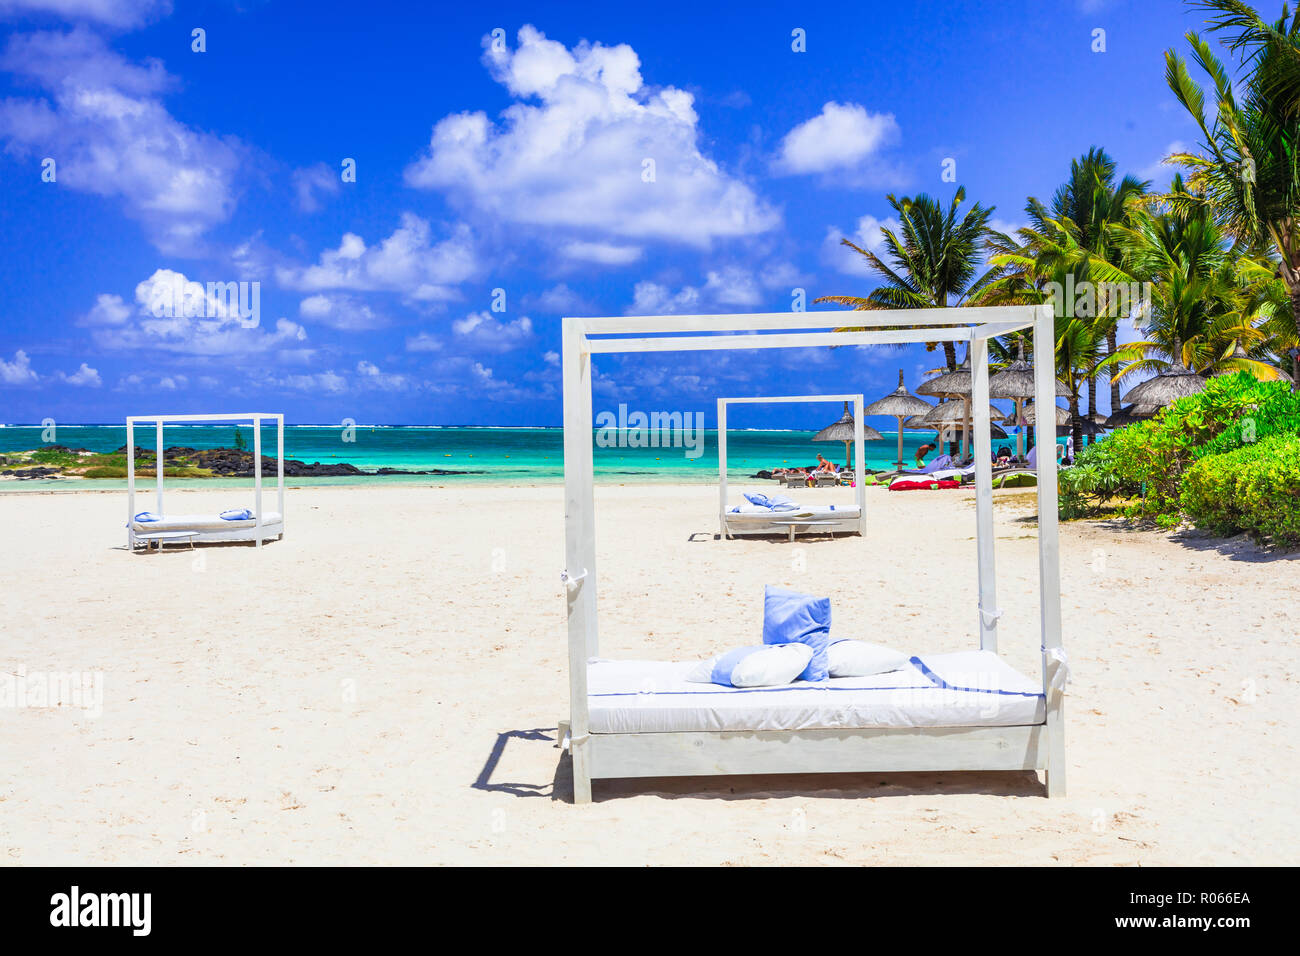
[821,0,1300,546]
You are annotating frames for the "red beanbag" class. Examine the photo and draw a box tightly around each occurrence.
[888,478,961,491]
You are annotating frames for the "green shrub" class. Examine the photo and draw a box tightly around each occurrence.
[1180,434,1300,547]
[1055,372,1300,535]
[1194,374,1300,459]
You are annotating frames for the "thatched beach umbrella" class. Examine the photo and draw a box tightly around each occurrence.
[812,401,881,468]
[902,413,1006,454]
[1012,401,1071,427]
[1120,363,1207,408]
[988,342,1069,458]
[923,399,1002,426]
[922,399,1007,449]
[864,369,934,469]
[1104,404,1159,428]
[1058,418,1105,438]
[917,356,975,458]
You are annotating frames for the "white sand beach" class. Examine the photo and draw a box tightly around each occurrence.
[1,483,1296,866]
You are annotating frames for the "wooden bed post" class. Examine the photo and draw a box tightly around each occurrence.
[717,399,728,538]
[253,416,264,550]
[563,317,595,804]
[126,418,136,550]
[971,336,998,652]
[277,414,285,530]
[1033,303,1066,797]
[853,395,866,535]
[155,419,164,513]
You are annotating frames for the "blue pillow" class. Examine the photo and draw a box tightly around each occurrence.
[762,585,831,681]
[133,512,161,522]
[220,508,253,520]
[743,492,772,508]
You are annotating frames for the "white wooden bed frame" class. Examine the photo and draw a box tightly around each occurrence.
[560,305,1064,803]
[126,413,285,550]
[717,394,867,539]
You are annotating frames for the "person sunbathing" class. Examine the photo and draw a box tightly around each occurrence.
[813,454,837,474]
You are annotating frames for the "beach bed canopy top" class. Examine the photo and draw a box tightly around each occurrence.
[561,306,1063,803]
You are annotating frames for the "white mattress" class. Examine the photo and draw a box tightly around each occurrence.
[131,511,283,532]
[727,505,860,520]
[587,650,1044,733]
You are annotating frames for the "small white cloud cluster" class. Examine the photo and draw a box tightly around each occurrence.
[276,214,478,302]
[776,102,899,175]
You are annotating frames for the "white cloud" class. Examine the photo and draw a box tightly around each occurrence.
[452,310,534,351]
[628,281,702,315]
[117,371,187,391]
[84,292,132,325]
[291,162,341,213]
[543,350,559,365]
[822,214,901,277]
[0,349,38,384]
[775,102,899,175]
[0,1,172,28]
[404,25,778,247]
[277,214,478,301]
[0,28,243,254]
[703,266,762,307]
[354,359,409,390]
[84,268,308,355]
[56,361,101,386]
[298,293,386,331]
[561,240,642,265]
[269,369,347,394]
[405,331,442,352]
[529,282,593,314]
[1140,141,1188,186]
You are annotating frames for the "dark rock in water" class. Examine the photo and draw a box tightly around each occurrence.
[2,466,62,479]
[106,444,486,478]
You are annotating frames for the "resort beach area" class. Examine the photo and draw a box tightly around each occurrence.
[2,480,1294,866]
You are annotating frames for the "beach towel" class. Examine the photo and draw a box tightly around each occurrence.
[903,454,954,476]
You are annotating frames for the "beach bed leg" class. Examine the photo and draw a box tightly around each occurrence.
[1044,701,1066,798]
[571,738,592,805]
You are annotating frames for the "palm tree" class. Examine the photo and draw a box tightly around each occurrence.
[1101,179,1275,382]
[1055,318,1110,452]
[1037,149,1149,420]
[815,187,998,373]
[1164,6,1300,339]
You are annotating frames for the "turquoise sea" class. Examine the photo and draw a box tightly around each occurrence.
[0,424,963,488]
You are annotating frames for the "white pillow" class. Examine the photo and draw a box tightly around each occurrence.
[825,640,910,678]
[686,643,814,687]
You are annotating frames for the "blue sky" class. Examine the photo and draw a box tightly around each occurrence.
[0,0,1214,427]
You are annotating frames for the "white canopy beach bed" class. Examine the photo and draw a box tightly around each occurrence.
[717,394,867,540]
[126,413,285,550]
[559,305,1065,803]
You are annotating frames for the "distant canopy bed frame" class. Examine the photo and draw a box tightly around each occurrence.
[125,413,285,550]
[717,394,867,540]
[560,306,1065,804]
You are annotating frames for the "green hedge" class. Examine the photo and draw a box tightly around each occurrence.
[1058,371,1300,543]
[1180,434,1300,546]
